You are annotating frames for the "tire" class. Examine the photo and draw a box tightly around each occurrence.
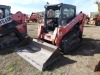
[60,30,82,54]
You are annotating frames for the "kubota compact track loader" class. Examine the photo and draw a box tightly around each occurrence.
[0,5,27,48]
[16,3,86,71]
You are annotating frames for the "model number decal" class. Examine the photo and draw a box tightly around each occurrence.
[0,16,12,26]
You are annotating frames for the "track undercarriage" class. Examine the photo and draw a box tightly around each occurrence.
[0,32,20,48]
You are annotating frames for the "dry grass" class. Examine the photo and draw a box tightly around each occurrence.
[0,23,100,75]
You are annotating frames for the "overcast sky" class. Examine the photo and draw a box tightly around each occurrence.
[0,0,99,15]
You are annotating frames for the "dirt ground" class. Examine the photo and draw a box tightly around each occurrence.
[0,23,100,75]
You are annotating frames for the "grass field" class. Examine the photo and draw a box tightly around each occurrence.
[0,23,100,75]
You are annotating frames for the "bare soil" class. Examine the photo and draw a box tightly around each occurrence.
[0,23,100,75]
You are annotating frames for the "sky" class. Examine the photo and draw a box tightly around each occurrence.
[0,0,99,15]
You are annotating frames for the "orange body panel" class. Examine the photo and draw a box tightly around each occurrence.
[11,12,27,34]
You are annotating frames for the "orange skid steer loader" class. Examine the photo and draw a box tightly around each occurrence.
[16,3,86,71]
[0,5,27,48]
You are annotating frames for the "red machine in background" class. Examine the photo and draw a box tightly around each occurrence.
[95,14,100,26]
[0,5,27,48]
[95,1,100,26]
[26,12,44,23]
[29,13,38,22]
[87,1,100,26]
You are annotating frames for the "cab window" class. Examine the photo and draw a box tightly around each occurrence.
[5,9,10,17]
[63,8,75,18]
[61,8,75,25]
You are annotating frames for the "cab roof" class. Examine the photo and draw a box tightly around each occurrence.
[45,3,76,9]
[0,5,11,9]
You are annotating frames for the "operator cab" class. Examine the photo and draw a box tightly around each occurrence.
[0,5,11,19]
[44,3,76,32]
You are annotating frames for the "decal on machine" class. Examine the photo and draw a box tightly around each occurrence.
[0,16,12,26]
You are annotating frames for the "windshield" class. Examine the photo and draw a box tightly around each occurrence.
[47,9,60,18]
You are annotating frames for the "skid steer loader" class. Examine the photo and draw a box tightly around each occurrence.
[16,3,86,71]
[0,5,27,48]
